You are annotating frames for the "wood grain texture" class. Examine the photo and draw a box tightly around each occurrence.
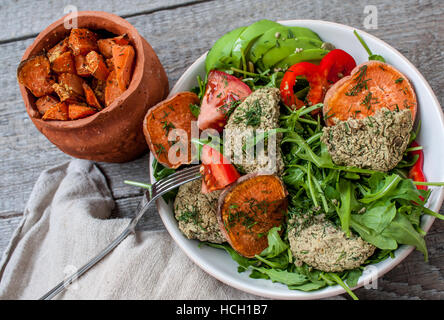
[0,0,443,299]
[0,0,206,42]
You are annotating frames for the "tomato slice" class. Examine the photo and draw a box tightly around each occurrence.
[319,49,356,85]
[200,144,240,193]
[280,62,325,110]
[198,70,251,132]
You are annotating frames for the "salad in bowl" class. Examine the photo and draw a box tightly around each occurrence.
[129,20,444,299]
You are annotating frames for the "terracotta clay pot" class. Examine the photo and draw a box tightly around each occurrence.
[18,11,169,162]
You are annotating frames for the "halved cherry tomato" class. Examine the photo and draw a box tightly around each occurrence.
[280,49,356,111]
[200,144,240,193]
[319,49,356,85]
[198,70,251,132]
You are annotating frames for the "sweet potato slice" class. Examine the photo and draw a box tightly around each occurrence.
[97,34,130,58]
[53,73,85,102]
[143,92,200,169]
[104,71,124,107]
[91,78,106,105]
[42,102,69,121]
[105,58,114,70]
[68,103,97,120]
[36,95,59,115]
[217,173,288,258]
[47,38,70,63]
[68,28,99,56]
[74,55,91,77]
[112,44,135,91]
[51,51,76,74]
[323,61,417,126]
[86,51,109,81]
[17,55,55,97]
[82,82,102,110]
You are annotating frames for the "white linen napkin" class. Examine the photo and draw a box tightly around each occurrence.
[0,160,262,300]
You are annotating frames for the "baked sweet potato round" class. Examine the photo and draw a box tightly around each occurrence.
[217,173,288,258]
[18,11,169,162]
[143,92,199,169]
[323,61,417,126]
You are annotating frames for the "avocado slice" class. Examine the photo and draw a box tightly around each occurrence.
[205,26,246,73]
[230,19,282,69]
[249,26,322,64]
[261,37,324,68]
[274,48,330,69]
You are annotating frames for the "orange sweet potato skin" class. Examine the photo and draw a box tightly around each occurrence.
[51,51,76,74]
[112,44,135,91]
[104,70,124,107]
[97,34,130,58]
[47,38,70,63]
[68,28,99,56]
[36,95,59,115]
[53,73,85,102]
[143,92,199,169]
[86,51,109,81]
[68,103,97,120]
[217,173,288,258]
[82,82,102,110]
[42,102,69,121]
[323,61,417,126]
[17,55,55,98]
[74,55,91,77]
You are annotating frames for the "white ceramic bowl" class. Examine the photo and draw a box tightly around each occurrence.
[149,20,444,299]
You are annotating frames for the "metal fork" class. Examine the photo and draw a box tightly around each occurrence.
[39,165,201,300]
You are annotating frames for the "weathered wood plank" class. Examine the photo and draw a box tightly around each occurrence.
[0,0,209,42]
[0,0,443,299]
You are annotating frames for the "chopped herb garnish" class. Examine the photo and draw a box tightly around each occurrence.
[161,120,175,136]
[189,103,201,117]
[345,65,370,96]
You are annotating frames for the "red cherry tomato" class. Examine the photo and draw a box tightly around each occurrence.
[200,144,240,193]
[198,70,251,132]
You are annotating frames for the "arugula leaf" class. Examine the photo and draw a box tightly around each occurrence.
[336,179,353,236]
[259,226,289,258]
[345,268,363,288]
[252,267,308,286]
[381,213,428,261]
[288,281,326,291]
[151,159,177,203]
[361,200,397,233]
[360,174,402,203]
[254,254,289,269]
[350,215,398,250]
[353,30,386,63]
[205,243,255,271]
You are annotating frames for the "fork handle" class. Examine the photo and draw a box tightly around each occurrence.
[39,194,151,300]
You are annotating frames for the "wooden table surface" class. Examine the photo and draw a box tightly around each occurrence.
[1,0,443,300]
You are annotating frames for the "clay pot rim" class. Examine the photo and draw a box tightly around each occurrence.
[19,10,145,130]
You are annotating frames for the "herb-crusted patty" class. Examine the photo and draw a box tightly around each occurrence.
[321,108,412,171]
[174,178,225,243]
[288,215,375,272]
[224,88,284,175]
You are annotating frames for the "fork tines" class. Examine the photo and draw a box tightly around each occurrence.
[153,165,201,195]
